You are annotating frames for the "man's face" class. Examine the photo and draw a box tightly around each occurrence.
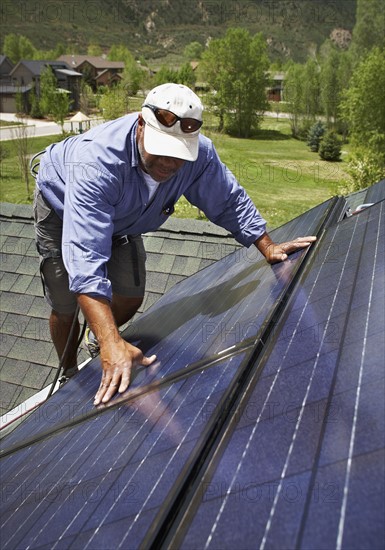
[136,115,186,183]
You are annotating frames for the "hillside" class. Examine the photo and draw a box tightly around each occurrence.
[0,0,357,62]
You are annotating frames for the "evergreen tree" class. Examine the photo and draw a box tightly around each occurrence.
[319,131,342,161]
[307,121,325,152]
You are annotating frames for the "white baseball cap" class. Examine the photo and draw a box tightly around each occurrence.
[141,83,203,161]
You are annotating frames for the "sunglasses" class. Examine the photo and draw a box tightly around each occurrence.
[143,104,203,133]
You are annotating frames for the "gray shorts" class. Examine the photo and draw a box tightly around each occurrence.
[33,189,146,314]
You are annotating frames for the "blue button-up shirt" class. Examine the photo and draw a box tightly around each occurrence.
[37,113,266,301]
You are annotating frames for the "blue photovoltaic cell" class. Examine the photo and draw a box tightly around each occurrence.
[178,200,384,549]
[0,199,332,449]
[0,352,247,549]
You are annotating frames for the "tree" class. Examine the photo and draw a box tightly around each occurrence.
[201,28,269,137]
[88,43,102,56]
[99,85,128,121]
[340,48,385,155]
[52,91,72,133]
[108,45,143,95]
[177,63,196,88]
[154,65,179,86]
[40,66,71,131]
[11,118,34,200]
[351,0,385,56]
[307,121,325,152]
[29,84,43,118]
[3,34,36,63]
[39,66,58,116]
[183,41,204,61]
[319,131,342,161]
[284,62,305,138]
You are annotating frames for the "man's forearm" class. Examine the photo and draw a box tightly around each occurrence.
[254,232,275,258]
[76,294,121,348]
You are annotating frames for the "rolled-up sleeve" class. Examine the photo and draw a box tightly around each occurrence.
[184,144,267,247]
[62,150,121,301]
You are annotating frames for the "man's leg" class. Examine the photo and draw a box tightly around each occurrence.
[111,294,143,327]
[49,310,80,374]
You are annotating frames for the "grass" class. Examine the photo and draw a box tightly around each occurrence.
[0,116,349,228]
[0,120,23,127]
[174,116,349,228]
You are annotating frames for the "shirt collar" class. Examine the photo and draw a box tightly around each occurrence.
[130,116,140,168]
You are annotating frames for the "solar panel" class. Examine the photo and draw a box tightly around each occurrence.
[0,351,249,549]
[2,195,382,549]
[1,198,336,450]
[167,200,384,549]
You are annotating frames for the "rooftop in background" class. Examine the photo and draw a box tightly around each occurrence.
[57,55,125,70]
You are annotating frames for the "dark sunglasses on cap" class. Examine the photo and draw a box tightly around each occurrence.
[143,104,203,133]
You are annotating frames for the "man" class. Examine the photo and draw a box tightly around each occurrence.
[34,83,315,406]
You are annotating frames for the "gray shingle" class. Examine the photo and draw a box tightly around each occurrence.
[25,276,43,296]
[0,292,35,314]
[7,338,53,365]
[0,358,31,384]
[142,236,164,253]
[22,363,53,389]
[11,274,34,294]
[145,271,169,293]
[1,312,29,337]
[27,297,50,319]
[0,380,22,411]
[0,272,19,291]
[0,334,17,356]
[146,252,175,274]
[16,255,39,276]
[165,274,186,292]
[2,236,32,256]
[160,239,183,255]
[1,253,23,273]
[171,256,202,276]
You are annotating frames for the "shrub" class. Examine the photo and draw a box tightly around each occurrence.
[338,150,385,194]
[319,131,341,161]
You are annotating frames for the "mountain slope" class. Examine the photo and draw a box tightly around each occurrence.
[0,0,357,61]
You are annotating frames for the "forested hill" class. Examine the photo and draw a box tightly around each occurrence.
[1,0,357,61]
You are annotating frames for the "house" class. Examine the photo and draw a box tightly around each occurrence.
[0,181,384,548]
[267,71,285,102]
[57,55,125,90]
[8,60,83,111]
[0,55,14,80]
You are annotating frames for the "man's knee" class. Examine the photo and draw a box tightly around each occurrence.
[111,295,143,326]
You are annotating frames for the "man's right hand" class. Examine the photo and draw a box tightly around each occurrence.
[94,338,156,405]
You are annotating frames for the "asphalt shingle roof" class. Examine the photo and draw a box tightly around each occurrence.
[0,203,240,416]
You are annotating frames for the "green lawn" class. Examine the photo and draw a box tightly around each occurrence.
[0,116,349,228]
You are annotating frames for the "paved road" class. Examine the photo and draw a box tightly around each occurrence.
[1,111,291,141]
[0,113,103,141]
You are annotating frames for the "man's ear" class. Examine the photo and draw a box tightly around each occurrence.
[137,113,145,127]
